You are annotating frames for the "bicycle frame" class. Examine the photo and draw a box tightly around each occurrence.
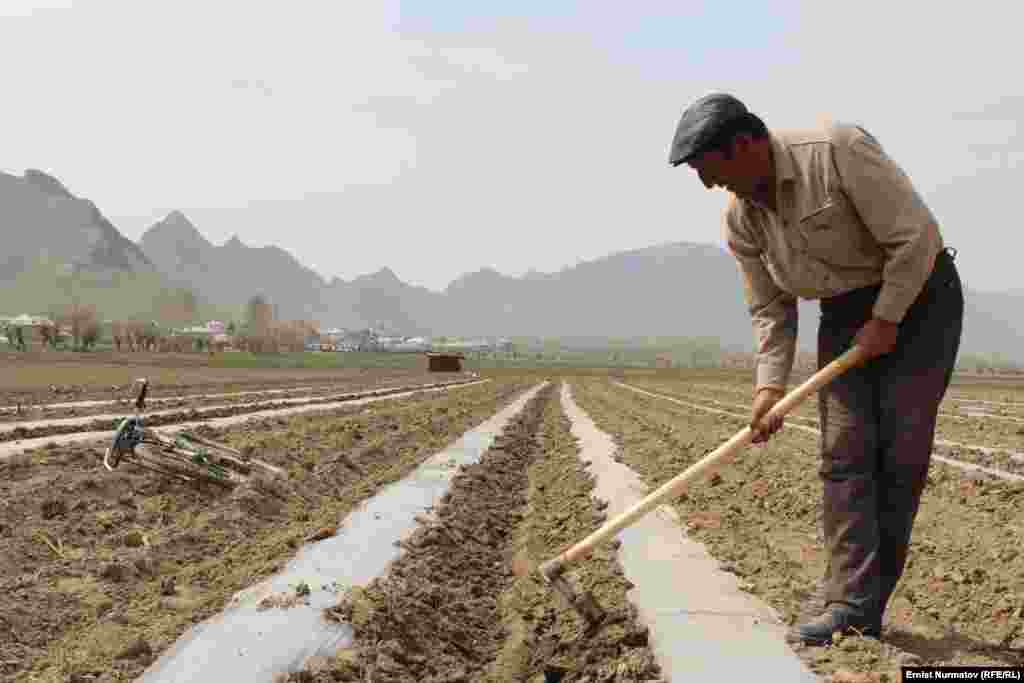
[104,378,149,472]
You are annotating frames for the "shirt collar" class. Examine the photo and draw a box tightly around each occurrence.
[770,131,797,187]
[738,131,796,216]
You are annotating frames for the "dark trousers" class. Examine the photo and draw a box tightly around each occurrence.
[816,247,963,617]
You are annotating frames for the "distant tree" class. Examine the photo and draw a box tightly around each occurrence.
[55,304,99,351]
[120,321,143,351]
[246,295,273,336]
[38,323,58,349]
[111,321,124,351]
[141,322,161,352]
[80,320,101,351]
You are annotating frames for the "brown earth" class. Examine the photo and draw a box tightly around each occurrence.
[0,377,480,444]
[0,376,454,424]
[0,351,442,406]
[0,377,532,683]
[288,382,662,683]
[630,375,1024,421]
[623,379,1024,468]
[571,378,1024,682]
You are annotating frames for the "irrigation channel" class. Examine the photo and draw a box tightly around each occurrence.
[569,378,1024,679]
[137,382,549,682]
[2,377,527,682]
[129,379,831,682]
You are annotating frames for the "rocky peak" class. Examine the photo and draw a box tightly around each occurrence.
[139,210,212,254]
[22,169,75,199]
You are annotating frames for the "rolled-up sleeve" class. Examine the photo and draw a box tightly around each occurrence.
[724,208,798,396]
[833,126,943,324]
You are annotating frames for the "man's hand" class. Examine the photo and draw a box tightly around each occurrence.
[750,387,785,444]
[855,317,899,360]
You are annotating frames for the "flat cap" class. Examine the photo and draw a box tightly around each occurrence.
[668,93,749,167]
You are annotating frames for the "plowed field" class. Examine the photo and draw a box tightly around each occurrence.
[285,382,664,683]
[0,378,530,683]
[570,377,1024,681]
[8,358,1021,683]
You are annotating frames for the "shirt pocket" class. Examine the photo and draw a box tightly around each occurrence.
[797,194,874,268]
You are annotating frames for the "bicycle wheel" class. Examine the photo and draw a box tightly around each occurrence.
[133,439,249,488]
[175,431,285,480]
[104,415,144,472]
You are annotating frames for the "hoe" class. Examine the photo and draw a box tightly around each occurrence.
[537,345,869,626]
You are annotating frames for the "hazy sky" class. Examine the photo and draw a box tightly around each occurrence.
[2,1,1021,293]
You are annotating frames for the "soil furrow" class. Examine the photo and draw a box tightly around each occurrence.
[0,355,441,407]
[288,381,661,683]
[571,378,1024,681]
[0,378,440,424]
[0,379,479,443]
[678,380,1024,418]
[0,378,531,683]
[627,379,1024,452]
[622,379,1024,476]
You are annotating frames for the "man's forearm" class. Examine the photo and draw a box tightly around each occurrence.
[751,297,798,397]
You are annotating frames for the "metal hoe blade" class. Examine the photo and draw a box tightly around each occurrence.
[539,558,607,627]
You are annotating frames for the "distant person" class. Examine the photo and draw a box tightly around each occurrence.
[667,94,963,645]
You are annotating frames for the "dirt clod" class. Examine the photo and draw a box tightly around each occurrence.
[304,526,337,542]
[116,638,152,660]
[291,383,660,682]
[123,530,145,548]
[543,665,568,682]
[99,561,128,583]
[573,376,1024,680]
[40,498,67,519]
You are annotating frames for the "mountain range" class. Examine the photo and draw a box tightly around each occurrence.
[0,169,152,281]
[2,168,1023,362]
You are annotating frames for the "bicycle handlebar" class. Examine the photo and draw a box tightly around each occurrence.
[135,378,148,412]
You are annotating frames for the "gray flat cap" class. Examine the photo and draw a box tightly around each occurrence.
[668,93,749,167]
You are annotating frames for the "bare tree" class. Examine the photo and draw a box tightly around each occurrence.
[274,319,318,352]
[246,295,272,334]
[245,295,275,351]
[122,321,141,351]
[38,322,59,350]
[80,319,101,350]
[54,304,99,351]
[118,320,152,352]
[111,321,123,351]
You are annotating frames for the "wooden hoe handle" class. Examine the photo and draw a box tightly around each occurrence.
[554,345,869,568]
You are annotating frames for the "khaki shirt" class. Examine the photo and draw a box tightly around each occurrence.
[723,121,943,396]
